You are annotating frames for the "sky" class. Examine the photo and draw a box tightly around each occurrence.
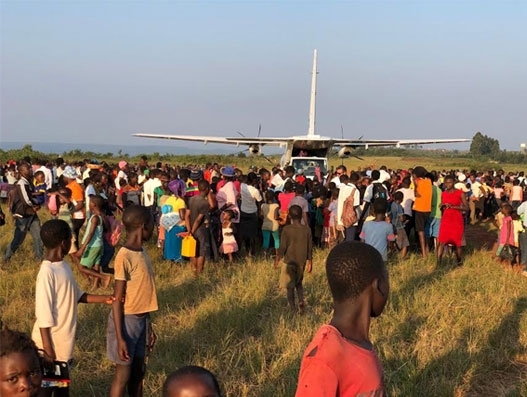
[1,0,526,153]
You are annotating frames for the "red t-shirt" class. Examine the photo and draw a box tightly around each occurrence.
[295,325,385,397]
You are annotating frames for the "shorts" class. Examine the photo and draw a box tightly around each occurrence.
[395,228,410,249]
[106,311,149,365]
[425,217,440,238]
[279,261,304,289]
[80,245,103,268]
[194,226,210,258]
[414,211,430,232]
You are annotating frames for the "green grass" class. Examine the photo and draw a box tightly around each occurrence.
[1,213,527,396]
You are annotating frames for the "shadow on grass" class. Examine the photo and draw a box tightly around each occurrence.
[412,296,527,396]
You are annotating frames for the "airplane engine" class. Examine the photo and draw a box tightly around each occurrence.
[338,146,354,158]
[248,144,262,156]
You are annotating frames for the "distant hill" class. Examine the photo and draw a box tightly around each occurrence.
[1,141,229,156]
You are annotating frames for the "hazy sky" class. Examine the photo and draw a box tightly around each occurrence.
[1,0,526,152]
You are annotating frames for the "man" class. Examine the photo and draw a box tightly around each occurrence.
[468,171,485,224]
[4,162,43,264]
[330,165,347,188]
[412,166,432,258]
[186,180,213,275]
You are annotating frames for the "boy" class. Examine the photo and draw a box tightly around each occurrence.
[390,191,409,258]
[360,198,396,262]
[32,219,113,396]
[274,205,313,313]
[162,366,222,397]
[295,241,388,396]
[107,205,158,397]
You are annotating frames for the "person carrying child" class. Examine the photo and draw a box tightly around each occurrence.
[74,195,111,289]
[32,219,114,397]
[274,205,313,313]
[107,205,158,397]
[295,241,388,396]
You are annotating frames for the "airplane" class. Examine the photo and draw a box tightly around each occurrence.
[134,49,470,176]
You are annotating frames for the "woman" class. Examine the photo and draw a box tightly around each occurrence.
[239,172,262,256]
[437,174,468,266]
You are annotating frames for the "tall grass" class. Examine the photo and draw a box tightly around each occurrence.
[1,213,527,396]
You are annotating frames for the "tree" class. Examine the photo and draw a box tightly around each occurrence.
[470,132,500,157]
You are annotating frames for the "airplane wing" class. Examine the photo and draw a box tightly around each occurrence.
[133,133,290,146]
[331,138,471,147]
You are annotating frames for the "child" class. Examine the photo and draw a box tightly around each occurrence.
[274,205,313,313]
[32,219,113,397]
[360,198,396,262]
[162,365,222,397]
[220,209,238,262]
[496,204,516,265]
[107,205,158,397]
[327,188,339,249]
[295,241,388,396]
[390,191,409,258]
[33,170,47,206]
[0,327,42,397]
[261,190,280,258]
[74,195,111,289]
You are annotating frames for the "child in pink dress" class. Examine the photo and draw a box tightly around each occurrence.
[220,210,238,262]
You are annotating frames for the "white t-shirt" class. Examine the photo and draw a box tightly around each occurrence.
[114,170,128,190]
[142,177,161,207]
[32,260,84,362]
[240,183,262,214]
[396,187,415,216]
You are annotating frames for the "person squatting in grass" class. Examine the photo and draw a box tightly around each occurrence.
[274,204,313,314]
[73,194,111,289]
[107,205,158,397]
[162,365,222,397]
[0,327,42,397]
[295,241,388,397]
[32,219,114,397]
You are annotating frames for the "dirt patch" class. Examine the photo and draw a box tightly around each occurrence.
[464,223,497,250]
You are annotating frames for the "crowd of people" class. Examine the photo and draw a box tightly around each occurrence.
[1,155,526,396]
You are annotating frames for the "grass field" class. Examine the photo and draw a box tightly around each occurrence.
[2,209,527,397]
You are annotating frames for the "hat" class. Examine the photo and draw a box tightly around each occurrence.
[458,174,467,182]
[455,182,469,193]
[118,160,127,169]
[190,169,203,181]
[220,166,236,177]
[62,166,78,179]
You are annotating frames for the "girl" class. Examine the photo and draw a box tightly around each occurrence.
[260,190,280,258]
[437,175,468,266]
[496,204,516,266]
[220,210,238,262]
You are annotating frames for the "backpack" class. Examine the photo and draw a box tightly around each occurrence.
[105,215,123,247]
[372,182,388,201]
[341,188,358,228]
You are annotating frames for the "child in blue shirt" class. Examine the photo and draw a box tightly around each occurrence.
[360,198,396,262]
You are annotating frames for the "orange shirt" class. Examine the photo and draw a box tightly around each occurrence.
[67,181,85,219]
[296,325,385,397]
[413,177,432,212]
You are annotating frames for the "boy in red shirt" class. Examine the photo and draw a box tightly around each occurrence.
[295,241,388,397]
